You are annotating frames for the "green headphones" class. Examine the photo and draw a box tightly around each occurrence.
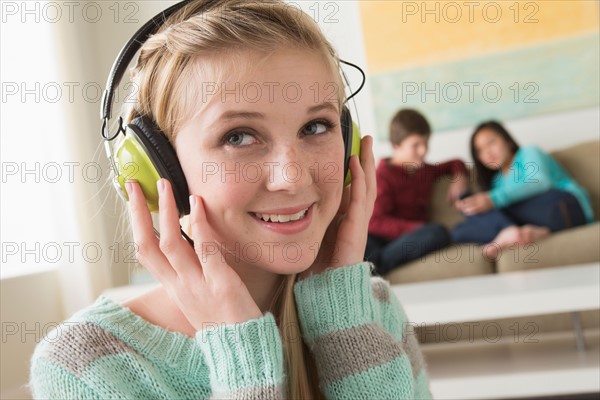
[101,0,365,217]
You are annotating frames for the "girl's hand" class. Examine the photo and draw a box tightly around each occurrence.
[454,192,494,215]
[446,174,469,204]
[126,179,262,330]
[299,135,377,280]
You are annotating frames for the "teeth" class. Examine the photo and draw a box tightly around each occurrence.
[255,208,308,223]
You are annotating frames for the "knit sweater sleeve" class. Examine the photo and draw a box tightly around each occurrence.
[29,355,103,399]
[294,262,432,399]
[28,322,141,400]
[29,309,285,399]
[196,313,286,399]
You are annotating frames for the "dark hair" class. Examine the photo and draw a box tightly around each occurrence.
[471,120,520,190]
[389,109,431,145]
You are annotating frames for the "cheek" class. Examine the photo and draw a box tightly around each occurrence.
[316,152,345,209]
[490,146,507,165]
[316,159,344,187]
[500,145,512,160]
[482,155,495,167]
[477,151,490,165]
[308,134,345,182]
[185,161,257,222]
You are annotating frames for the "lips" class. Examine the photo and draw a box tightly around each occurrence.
[249,203,314,234]
[254,208,308,223]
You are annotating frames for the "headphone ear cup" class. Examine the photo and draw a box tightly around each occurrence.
[114,117,190,216]
[341,106,352,177]
[340,106,361,186]
[112,126,161,212]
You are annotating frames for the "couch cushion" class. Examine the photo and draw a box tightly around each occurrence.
[428,177,467,230]
[551,140,599,221]
[383,244,494,284]
[496,222,600,273]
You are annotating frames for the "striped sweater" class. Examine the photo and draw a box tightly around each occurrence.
[29,262,432,399]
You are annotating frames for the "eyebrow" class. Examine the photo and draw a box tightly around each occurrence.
[217,102,339,121]
[219,110,265,120]
[307,102,339,114]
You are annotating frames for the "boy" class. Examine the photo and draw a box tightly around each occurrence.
[366,109,468,276]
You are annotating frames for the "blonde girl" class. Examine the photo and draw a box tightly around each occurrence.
[29,1,432,398]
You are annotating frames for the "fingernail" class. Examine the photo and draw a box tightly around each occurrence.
[157,179,164,193]
[189,195,196,208]
[125,180,133,194]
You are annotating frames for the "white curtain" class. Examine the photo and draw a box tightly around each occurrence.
[49,1,178,315]
[1,1,174,317]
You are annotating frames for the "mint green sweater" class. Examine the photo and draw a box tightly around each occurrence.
[29,262,432,399]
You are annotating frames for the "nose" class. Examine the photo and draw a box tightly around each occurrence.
[263,143,312,193]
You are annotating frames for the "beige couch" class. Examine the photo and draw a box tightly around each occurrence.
[384,139,600,285]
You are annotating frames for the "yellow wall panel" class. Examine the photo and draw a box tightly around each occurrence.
[360,0,599,73]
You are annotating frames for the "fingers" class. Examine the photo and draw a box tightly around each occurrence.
[189,194,227,282]
[461,202,479,215]
[455,200,469,214]
[361,135,377,212]
[345,135,375,223]
[157,179,198,277]
[347,154,366,219]
[126,181,176,283]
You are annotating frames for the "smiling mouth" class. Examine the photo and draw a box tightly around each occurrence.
[251,208,309,223]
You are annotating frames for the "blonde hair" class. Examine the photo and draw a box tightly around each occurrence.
[126,0,345,138]
[126,1,346,398]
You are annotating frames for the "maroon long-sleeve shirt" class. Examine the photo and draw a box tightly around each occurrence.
[369,159,468,241]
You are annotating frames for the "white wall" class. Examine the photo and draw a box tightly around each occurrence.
[306,2,599,164]
[301,1,377,138]
[0,271,62,398]
[425,106,600,164]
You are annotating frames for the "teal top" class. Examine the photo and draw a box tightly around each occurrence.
[489,146,595,223]
[29,262,432,399]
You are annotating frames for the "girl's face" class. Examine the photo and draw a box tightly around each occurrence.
[474,128,513,170]
[174,49,345,275]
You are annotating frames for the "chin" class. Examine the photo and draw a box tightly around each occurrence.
[484,162,499,170]
[226,242,318,275]
[264,250,318,275]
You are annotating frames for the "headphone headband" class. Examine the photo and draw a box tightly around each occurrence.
[101,0,194,122]
[100,0,366,138]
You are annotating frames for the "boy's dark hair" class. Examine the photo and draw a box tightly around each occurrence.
[471,120,520,190]
[389,109,431,145]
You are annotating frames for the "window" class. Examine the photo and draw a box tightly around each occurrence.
[1,1,78,278]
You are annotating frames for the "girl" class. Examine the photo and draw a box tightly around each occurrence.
[29,1,432,399]
[452,120,594,259]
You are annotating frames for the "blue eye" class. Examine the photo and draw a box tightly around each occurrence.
[303,120,334,136]
[224,131,255,146]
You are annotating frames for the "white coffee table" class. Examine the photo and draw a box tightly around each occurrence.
[392,263,600,399]
[392,263,599,326]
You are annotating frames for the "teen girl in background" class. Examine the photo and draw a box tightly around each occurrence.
[453,121,593,259]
